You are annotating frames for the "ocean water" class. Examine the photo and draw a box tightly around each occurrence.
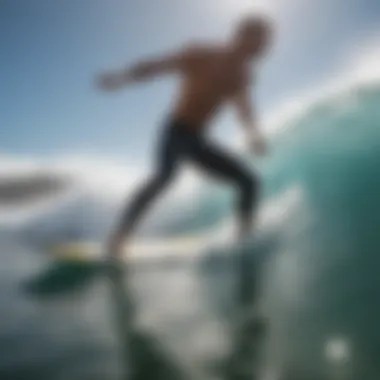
[1,82,380,380]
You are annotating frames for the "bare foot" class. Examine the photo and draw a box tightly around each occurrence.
[107,233,127,259]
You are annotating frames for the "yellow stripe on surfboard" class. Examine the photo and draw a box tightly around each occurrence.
[49,234,209,262]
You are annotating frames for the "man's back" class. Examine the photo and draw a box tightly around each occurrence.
[173,45,251,128]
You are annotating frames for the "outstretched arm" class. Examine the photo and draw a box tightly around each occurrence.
[97,49,191,91]
[233,86,266,155]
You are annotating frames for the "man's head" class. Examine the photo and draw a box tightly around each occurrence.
[233,15,273,58]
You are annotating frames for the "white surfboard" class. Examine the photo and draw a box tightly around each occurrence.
[49,233,212,263]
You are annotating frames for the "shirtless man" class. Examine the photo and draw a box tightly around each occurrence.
[98,15,273,257]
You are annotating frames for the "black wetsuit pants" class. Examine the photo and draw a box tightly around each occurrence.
[116,119,260,237]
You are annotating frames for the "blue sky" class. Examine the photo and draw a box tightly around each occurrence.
[1,0,380,167]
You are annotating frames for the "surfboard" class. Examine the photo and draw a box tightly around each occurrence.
[24,233,209,298]
[49,233,210,263]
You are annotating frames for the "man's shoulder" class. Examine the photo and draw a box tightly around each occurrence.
[181,42,222,59]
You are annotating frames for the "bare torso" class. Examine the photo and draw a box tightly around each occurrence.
[172,46,251,129]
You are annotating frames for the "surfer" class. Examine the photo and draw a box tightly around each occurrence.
[97,15,273,257]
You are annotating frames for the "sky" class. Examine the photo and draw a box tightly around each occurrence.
[1,0,380,169]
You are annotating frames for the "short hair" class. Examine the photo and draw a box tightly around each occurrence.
[235,15,272,38]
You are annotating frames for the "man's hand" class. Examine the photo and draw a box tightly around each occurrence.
[232,85,268,156]
[96,71,126,92]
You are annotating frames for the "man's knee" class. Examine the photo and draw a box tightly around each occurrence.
[149,168,174,192]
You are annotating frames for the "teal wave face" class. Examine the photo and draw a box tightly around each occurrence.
[197,83,380,378]
[256,83,380,377]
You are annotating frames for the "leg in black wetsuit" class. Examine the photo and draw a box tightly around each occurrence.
[116,119,260,239]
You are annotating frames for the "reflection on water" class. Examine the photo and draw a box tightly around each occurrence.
[324,337,351,364]
[1,225,380,380]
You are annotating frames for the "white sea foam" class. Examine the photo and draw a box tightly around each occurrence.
[263,35,380,136]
